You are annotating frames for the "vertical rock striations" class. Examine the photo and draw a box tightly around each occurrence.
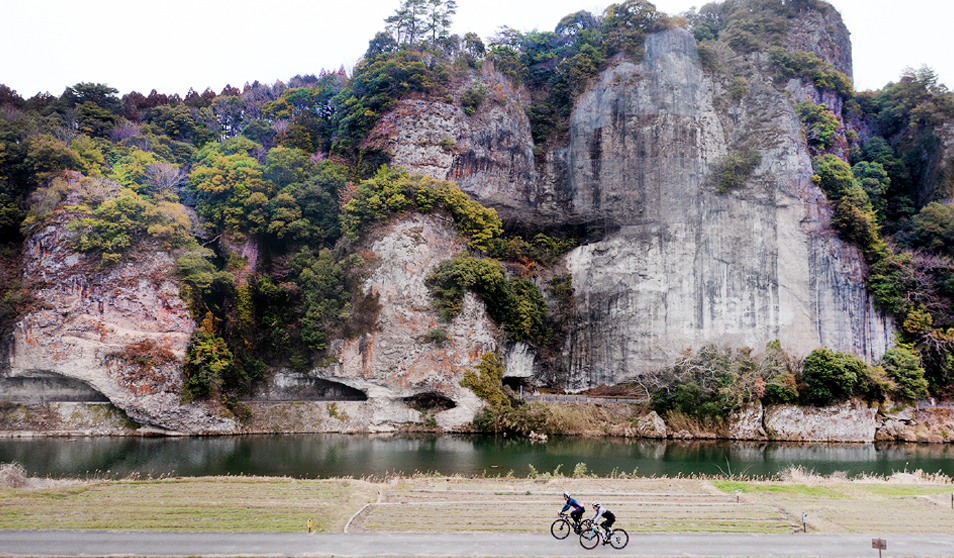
[370,18,893,391]
[561,29,891,388]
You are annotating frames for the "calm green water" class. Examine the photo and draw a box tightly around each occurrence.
[3,434,954,479]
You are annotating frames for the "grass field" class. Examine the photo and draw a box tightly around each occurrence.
[2,465,954,535]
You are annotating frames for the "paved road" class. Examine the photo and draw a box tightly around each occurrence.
[2,531,954,557]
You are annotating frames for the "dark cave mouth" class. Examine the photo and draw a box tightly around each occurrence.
[403,392,457,411]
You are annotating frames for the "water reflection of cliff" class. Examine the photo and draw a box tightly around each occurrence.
[1,435,952,480]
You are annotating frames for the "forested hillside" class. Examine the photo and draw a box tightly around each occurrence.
[1,0,953,432]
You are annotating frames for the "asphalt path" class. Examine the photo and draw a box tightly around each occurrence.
[2,531,954,557]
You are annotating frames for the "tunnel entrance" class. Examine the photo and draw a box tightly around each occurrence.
[502,377,532,393]
[248,377,369,401]
[403,392,457,411]
[0,374,109,402]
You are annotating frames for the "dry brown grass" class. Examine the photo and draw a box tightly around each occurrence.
[778,464,953,485]
[0,462,83,490]
[664,410,729,438]
[0,474,379,532]
[0,462,28,488]
[542,402,644,435]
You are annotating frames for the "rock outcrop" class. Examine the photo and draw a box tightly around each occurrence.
[369,70,541,223]
[763,400,877,442]
[2,209,496,434]
[783,4,853,80]
[728,400,927,443]
[729,403,767,440]
[1,191,235,434]
[301,213,494,429]
[560,29,891,388]
[372,19,893,391]
[634,411,668,439]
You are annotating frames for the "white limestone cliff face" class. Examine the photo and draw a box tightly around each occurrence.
[2,203,234,434]
[303,213,495,429]
[371,23,893,391]
[560,29,892,388]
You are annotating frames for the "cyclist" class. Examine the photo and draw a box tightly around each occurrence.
[560,492,586,529]
[589,501,616,538]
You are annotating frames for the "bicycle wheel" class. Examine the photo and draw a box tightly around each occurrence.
[609,528,629,549]
[551,518,571,540]
[580,527,600,550]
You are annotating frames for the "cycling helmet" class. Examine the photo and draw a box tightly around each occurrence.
[563,492,571,498]
[592,501,601,508]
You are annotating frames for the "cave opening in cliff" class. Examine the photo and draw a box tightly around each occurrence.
[311,380,368,401]
[502,377,531,393]
[403,392,456,411]
[0,375,110,402]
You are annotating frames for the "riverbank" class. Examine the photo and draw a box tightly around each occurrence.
[4,399,954,444]
[1,464,952,534]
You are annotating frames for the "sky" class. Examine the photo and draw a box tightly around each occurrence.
[3,0,953,99]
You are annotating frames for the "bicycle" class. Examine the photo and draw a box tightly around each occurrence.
[579,523,629,550]
[550,512,586,539]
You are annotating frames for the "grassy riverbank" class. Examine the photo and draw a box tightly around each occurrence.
[1,464,953,534]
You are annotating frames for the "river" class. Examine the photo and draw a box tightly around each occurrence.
[3,434,954,479]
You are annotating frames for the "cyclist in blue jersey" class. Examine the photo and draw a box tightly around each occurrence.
[560,492,586,528]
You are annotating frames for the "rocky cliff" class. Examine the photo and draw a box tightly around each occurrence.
[560,29,892,387]
[0,4,903,434]
[376,25,893,389]
[1,204,493,434]
[294,213,494,429]
[0,180,235,434]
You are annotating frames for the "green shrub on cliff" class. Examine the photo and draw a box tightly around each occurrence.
[687,0,833,57]
[800,347,871,406]
[769,47,852,98]
[425,255,547,342]
[714,147,761,192]
[341,166,501,251]
[182,313,234,401]
[796,100,840,151]
[461,352,509,409]
[911,201,954,256]
[879,347,929,403]
[461,80,487,116]
[176,245,235,317]
[487,233,577,267]
[811,154,884,259]
[289,247,350,353]
[68,186,192,265]
[333,48,443,157]
[187,138,274,238]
